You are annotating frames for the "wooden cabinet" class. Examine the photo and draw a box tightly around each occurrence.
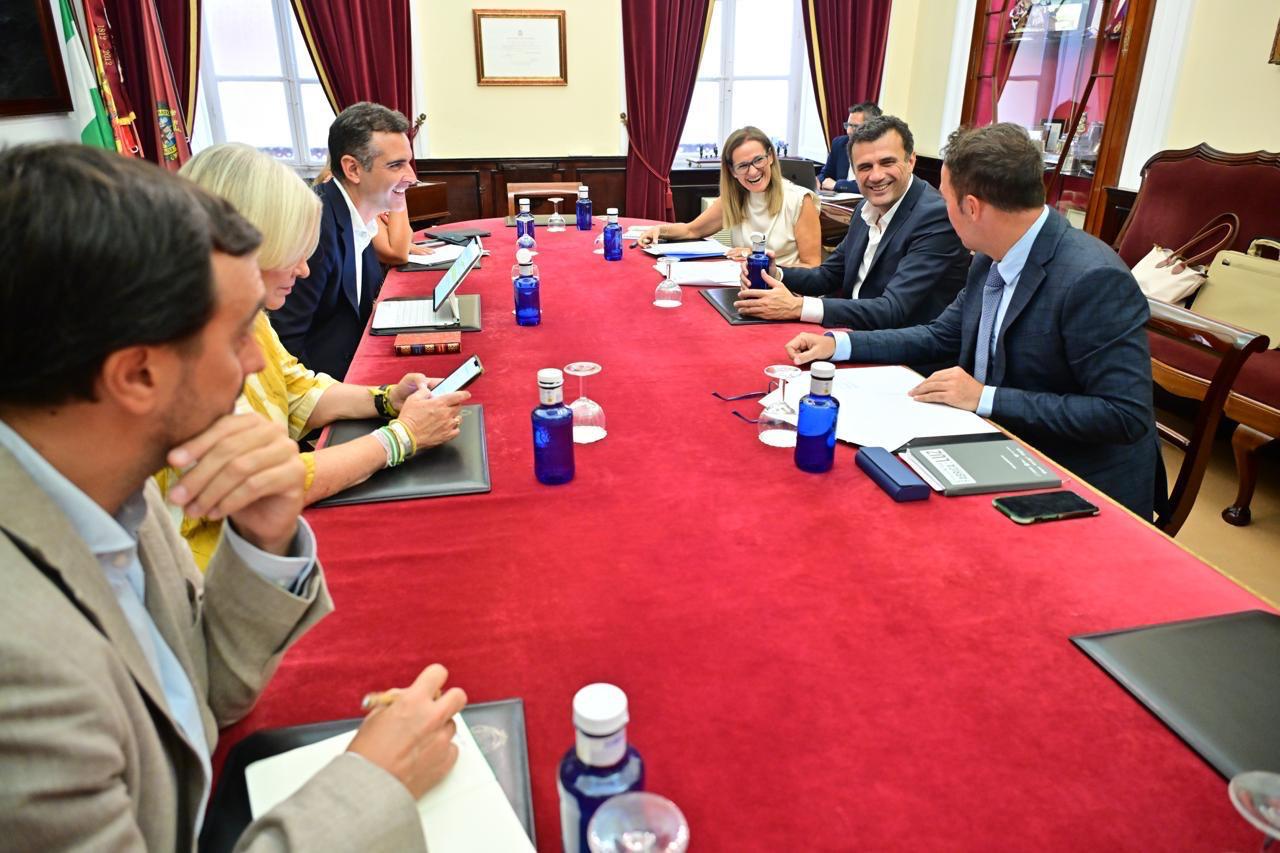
[960,0,1154,234]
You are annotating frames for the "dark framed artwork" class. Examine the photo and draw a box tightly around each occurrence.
[0,0,73,117]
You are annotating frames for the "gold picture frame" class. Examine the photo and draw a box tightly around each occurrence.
[1271,18,1280,64]
[473,9,568,86]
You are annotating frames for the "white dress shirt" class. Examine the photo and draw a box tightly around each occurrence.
[0,418,316,844]
[801,176,914,324]
[333,179,380,306]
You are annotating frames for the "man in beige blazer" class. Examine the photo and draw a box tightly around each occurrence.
[0,144,464,851]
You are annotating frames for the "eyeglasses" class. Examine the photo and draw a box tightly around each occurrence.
[731,153,771,176]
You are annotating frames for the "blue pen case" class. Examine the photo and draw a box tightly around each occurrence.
[856,446,931,502]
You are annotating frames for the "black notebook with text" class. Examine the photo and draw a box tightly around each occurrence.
[1072,610,1280,779]
[199,698,534,853]
[700,286,776,325]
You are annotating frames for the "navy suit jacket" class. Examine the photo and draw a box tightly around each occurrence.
[782,178,969,330]
[816,135,858,193]
[849,208,1158,517]
[270,180,385,380]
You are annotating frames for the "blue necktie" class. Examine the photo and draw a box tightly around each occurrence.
[973,263,1006,384]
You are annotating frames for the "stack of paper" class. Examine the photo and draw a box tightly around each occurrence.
[245,715,534,852]
[643,239,729,259]
[651,260,741,286]
[760,365,998,451]
[403,244,466,266]
[621,225,651,239]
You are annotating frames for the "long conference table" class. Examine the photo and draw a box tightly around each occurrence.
[219,218,1273,850]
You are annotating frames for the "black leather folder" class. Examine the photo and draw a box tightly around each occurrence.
[199,698,534,853]
[313,405,490,507]
[700,286,776,325]
[367,293,482,335]
[423,227,491,245]
[1072,609,1280,779]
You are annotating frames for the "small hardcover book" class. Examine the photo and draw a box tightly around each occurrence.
[393,331,462,356]
[900,436,1061,496]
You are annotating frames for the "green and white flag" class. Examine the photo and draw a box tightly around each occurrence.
[57,0,114,149]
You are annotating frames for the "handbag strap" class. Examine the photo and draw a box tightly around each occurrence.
[1248,238,1280,258]
[1165,212,1239,268]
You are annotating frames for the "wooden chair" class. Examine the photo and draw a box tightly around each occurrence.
[1115,143,1280,525]
[505,181,579,217]
[818,201,856,256]
[404,181,449,228]
[1146,298,1269,535]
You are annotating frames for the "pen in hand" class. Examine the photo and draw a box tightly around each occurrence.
[361,689,403,712]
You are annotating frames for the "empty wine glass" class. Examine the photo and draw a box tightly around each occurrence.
[653,257,682,308]
[1229,771,1280,849]
[564,361,606,443]
[587,792,689,853]
[757,364,801,447]
[547,197,567,232]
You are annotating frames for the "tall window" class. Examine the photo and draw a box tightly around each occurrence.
[677,0,827,165]
[191,0,335,173]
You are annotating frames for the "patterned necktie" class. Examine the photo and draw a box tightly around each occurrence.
[973,262,1006,384]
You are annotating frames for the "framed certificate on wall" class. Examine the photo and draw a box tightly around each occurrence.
[473,9,567,86]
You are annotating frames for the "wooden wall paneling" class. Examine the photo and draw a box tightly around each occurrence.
[415,157,626,221]
[576,167,625,214]
[414,169,484,222]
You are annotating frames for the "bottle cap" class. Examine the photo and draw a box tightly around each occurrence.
[749,231,765,245]
[537,368,564,388]
[515,248,534,265]
[606,207,619,216]
[572,683,629,736]
[519,198,531,209]
[811,361,836,380]
[578,185,589,194]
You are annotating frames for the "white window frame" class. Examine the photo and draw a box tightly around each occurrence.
[678,0,818,162]
[197,0,329,174]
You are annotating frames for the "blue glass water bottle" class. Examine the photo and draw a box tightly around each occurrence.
[533,368,574,484]
[557,683,645,853]
[795,361,840,473]
[746,230,770,290]
[515,199,537,254]
[603,208,623,261]
[512,248,540,326]
[575,184,593,231]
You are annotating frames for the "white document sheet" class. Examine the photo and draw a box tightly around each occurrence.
[760,365,999,450]
[652,260,741,286]
[245,715,533,852]
[622,226,650,239]
[403,244,465,266]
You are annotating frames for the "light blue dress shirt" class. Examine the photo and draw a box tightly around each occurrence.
[829,205,1051,418]
[0,418,316,841]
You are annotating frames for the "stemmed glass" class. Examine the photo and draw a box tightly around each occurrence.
[564,361,606,444]
[1229,771,1280,849]
[757,364,801,447]
[547,197,566,232]
[587,792,689,853]
[653,257,682,308]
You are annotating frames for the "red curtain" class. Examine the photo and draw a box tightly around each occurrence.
[154,0,200,125]
[801,0,893,143]
[289,0,413,121]
[621,0,713,220]
[97,0,192,168]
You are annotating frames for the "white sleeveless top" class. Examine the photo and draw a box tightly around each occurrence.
[730,179,817,267]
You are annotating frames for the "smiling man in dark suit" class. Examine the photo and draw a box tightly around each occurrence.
[271,102,418,380]
[736,115,969,330]
[785,123,1158,517]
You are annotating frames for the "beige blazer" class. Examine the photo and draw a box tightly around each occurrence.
[0,446,426,852]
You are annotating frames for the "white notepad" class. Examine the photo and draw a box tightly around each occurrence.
[643,239,729,258]
[652,260,742,286]
[760,365,999,450]
[245,715,534,852]
[403,244,465,266]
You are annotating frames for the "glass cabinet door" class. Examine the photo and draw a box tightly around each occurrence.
[962,0,1152,231]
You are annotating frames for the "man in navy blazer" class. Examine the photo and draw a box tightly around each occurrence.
[271,102,417,380]
[816,102,881,193]
[737,116,969,331]
[785,124,1158,518]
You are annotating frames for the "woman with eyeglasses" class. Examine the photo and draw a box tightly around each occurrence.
[636,126,821,267]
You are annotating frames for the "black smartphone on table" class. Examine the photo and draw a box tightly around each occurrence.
[992,490,1100,524]
[430,355,483,396]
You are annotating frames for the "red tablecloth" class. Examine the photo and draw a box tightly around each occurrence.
[220,219,1270,850]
